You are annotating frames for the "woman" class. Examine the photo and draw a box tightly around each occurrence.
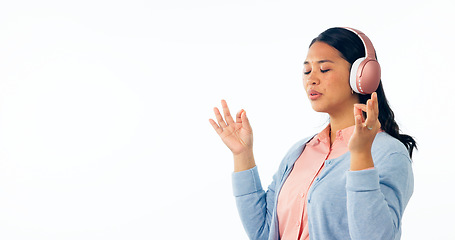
[209,27,416,240]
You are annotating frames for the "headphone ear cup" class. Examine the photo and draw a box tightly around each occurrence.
[350,57,381,94]
[359,59,381,94]
[350,57,365,94]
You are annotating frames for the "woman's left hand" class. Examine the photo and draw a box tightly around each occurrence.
[348,92,381,170]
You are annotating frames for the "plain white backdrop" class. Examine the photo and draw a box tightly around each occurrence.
[0,0,454,239]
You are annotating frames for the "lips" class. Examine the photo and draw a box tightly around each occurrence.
[308,89,322,100]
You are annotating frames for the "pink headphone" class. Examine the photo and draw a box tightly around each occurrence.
[343,27,381,94]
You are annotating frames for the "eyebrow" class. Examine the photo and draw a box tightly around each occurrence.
[303,59,335,65]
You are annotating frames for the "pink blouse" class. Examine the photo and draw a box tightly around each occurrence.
[277,125,365,239]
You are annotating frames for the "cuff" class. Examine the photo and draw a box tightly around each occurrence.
[232,166,263,197]
[346,168,380,192]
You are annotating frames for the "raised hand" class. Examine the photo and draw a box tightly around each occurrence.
[209,100,253,154]
[209,100,255,172]
[348,92,381,170]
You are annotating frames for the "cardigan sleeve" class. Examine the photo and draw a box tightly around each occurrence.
[231,137,310,240]
[346,152,414,240]
[232,166,279,240]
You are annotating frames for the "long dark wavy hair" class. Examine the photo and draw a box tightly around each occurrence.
[310,27,417,158]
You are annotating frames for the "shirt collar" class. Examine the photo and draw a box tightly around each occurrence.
[306,124,355,147]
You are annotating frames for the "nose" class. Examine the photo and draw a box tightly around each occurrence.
[304,70,320,86]
[308,77,318,85]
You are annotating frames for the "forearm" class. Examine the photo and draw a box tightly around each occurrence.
[232,166,271,240]
[346,151,414,240]
[346,169,398,240]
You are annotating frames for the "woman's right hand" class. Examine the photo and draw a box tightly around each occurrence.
[209,100,253,156]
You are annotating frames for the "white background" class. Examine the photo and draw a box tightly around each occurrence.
[0,0,454,239]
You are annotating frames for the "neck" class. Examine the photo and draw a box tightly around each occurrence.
[328,112,355,145]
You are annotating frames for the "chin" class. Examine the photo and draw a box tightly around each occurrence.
[310,104,328,113]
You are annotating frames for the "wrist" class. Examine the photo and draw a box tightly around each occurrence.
[233,150,255,172]
[350,151,374,171]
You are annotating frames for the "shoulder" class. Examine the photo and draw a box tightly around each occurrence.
[371,132,412,166]
[372,132,408,154]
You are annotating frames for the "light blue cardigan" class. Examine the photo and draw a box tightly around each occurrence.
[232,132,413,240]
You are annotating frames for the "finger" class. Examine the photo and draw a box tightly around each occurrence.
[353,104,366,122]
[372,92,379,116]
[221,100,235,125]
[213,107,227,128]
[354,103,367,112]
[372,92,381,129]
[209,118,223,135]
[354,114,363,132]
[240,110,252,132]
[363,99,374,128]
[236,109,244,123]
[364,94,379,129]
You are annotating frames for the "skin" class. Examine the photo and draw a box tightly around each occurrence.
[209,41,381,172]
[209,103,255,172]
[303,41,359,141]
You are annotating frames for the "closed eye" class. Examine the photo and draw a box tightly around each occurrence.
[304,69,330,75]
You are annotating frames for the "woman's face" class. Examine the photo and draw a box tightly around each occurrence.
[303,41,359,116]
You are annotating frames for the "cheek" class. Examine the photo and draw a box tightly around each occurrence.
[330,74,350,90]
[302,76,309,89]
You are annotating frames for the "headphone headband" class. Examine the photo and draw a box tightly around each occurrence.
[342,27,381,94]
[343,27,377,60]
